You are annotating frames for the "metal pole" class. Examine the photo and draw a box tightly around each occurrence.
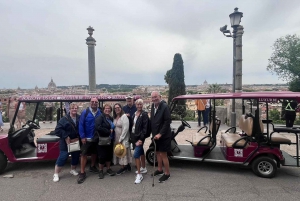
[231,26,237,130]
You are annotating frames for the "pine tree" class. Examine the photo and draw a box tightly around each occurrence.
[164,53,186,118]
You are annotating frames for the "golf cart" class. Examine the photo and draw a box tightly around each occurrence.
[146,92,300,178]
[0,94,140,174]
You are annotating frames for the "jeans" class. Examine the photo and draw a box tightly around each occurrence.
[55,150,80,167]
[133,145,145,159]
[204,108,210,126]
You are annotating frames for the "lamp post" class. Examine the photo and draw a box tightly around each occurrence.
[86,26,97,94]
[220,7,243,129]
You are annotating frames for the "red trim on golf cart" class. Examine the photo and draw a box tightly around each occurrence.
[172,91,300,102]
[18,95,141,102]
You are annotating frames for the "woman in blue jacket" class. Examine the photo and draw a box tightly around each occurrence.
[53,103,80,182]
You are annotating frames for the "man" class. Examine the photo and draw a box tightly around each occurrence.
[195,94,207,127]
[77,98,101,184]
[122,95,137,170]
[123,95,137,118]
[150,91,172,183]
[284,100,298,127]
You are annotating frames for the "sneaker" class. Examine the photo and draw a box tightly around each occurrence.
[53,174,59,182]
[70,169,79,176]
[89,166,99,173]
[126,164,131,172]
[135,167,148,174]
[77,172,86,184]
[98,170,104,179]
[134,174,143,184]
[106,168,116,176]
[159,174,170,183]
[116,167,127,175]
[151,170,164,177]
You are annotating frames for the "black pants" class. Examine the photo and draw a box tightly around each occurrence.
[286,113,296,127]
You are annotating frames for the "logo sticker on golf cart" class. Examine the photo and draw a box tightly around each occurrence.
[234,149,243,157]
[37,144,47,153]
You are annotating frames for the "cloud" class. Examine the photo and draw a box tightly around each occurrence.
[0,0,298,89]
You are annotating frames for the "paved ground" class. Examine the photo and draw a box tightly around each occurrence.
[1,121,300,200]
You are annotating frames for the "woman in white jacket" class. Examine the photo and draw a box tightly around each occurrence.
[113,103,132,175]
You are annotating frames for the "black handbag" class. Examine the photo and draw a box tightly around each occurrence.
[97,132,111,146]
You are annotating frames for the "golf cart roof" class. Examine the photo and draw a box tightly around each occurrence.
[172,91,300,102]
[18,94,141,103]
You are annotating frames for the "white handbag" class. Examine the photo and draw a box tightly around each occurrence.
[68,138,80,153]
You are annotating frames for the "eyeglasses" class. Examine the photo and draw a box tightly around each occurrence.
[91,101,98,104]
[114,107,121,110]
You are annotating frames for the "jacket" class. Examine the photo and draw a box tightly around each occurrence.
[151,100,171,139]
[118,114,130,148]
[133,110,149,143]
[95,113,112,138]
[195,99,207,111]
[55,114,80,151]
[79,108,101,139]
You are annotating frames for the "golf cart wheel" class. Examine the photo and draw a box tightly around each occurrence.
[0,151,7,174]
[146,148,157,166]
[252,156,277,178]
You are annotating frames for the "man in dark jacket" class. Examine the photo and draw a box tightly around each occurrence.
[150,91,172,183]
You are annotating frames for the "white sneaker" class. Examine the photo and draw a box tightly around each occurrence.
[53,174,59,182]
[70,169,79,176]
[135,167,148,174]
[134,174,143,184]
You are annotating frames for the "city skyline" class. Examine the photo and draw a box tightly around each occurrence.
[1,0,299,88]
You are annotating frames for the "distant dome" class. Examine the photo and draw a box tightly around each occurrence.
[48,78,57,91]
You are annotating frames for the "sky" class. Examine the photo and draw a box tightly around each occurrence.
[1,0,300,89]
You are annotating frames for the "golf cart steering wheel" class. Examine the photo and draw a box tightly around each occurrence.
[27,120,40,129]
[181,120,191,128]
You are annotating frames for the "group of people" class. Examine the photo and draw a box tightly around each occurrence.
[53,91,173,185]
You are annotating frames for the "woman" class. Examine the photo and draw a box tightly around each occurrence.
[53,103,80,182]
[95,103,116,179]
[132,99,149,184]
[0,102,4,132]
[113,103,132,175]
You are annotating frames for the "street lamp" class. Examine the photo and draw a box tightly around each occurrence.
[220,7,243,129]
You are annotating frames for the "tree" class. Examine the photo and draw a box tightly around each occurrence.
[267,34,300,91]
[207,84,224,106]
[164,53,186,118]
[207,83,222,93]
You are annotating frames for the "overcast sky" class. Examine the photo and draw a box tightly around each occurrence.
[1,0,300,89]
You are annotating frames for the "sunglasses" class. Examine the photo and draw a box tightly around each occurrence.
[91,101,98,104]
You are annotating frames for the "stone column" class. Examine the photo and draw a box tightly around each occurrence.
[235,25,244,92]
[86,26,96,94]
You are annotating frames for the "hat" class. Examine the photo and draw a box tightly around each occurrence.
[125,94,133,99]
[114,143,127,158]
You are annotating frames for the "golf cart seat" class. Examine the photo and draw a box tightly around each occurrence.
[36,135,60,143]
[260,119,291,144]
[221,115,253,148]
[193,118,221,146]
